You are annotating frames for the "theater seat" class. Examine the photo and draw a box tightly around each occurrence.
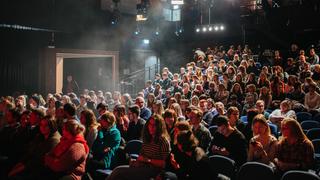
[281,170,320,180]
[124,139,143,160]
[237,161,275,180]
[209,155,236,179]
[306,128,320,141]
[296,112,313,123]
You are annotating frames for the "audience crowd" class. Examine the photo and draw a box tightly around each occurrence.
[0,43,320,180]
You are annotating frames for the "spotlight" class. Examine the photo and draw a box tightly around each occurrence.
[202,27,207,32]
[208,26,213,31]
[134,31,139,35]
[214,26,219,31]
[179,29,183,33]
[143,39,150,44]
[196,28,200,32]
[155,31,159,35]
[111,21,116,25]
[220,25,224,30]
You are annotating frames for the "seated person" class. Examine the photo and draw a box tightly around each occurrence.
[44,119,89,180]
[208,116,248,167]
[274,118,314,175]
[88,112,121,175]
[107,114,171,180]
[269,100,296,129]
[248,114,278,167]
[8,116,61,179]
[188,107,212,153]
[168,130,219,180]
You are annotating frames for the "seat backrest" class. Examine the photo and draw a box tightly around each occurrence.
[313,113,320,123]
[281,170,320,180]
[296,112,313,123]
[124,139,143,156]
[237,161,275,180]
[301,120,320,131]
[209,155,235,179]
[312,139,320,154]
[306,128,320,141]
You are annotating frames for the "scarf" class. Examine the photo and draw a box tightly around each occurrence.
[52,134,89,157]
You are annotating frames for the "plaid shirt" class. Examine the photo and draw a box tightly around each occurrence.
[276,138,315,170]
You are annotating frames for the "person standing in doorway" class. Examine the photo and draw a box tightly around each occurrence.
[63,75,79,95]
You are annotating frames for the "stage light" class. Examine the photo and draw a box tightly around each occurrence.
[202,27,207,32]
[143,39,150,44]
[111,21,116,25]
[208,26,213,31]
[155,31,159,35]
[214,26,219,31]
[171,0,184,5]
[134,31,139,35]
[179,29,183,33]
[220,25,224,30]
[196,28,200,32]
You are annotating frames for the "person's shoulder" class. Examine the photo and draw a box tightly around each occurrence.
[138,118,146,124]
[232,128,246,139]
[194,147,207,160]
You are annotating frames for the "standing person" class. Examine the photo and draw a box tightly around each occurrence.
[274,118,314,175]
[107,114,171,180]
[44,119,89,180]
[63,75,79,95]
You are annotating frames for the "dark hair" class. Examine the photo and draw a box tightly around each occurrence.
[63,103,76,116]
[216,115,229,127]
[247,108,259,126]
[80,109,98,129]
[177,130,199,152]
[41,115,58,135]
[143,114,170,143]
[8,108,21,122]
[55,100,62,109]
[31,108,45,119]
[30,95,40,106]
[128,105,140,116]
[114,104,126,117]
[96,102,108,110]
